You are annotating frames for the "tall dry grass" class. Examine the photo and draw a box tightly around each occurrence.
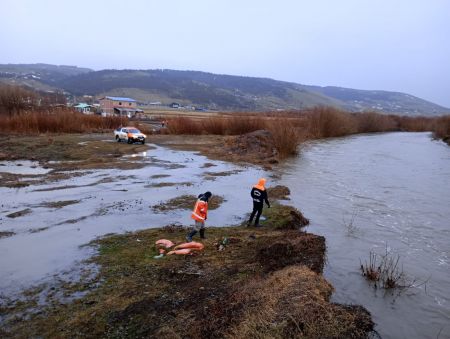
[265,118,303,158]
[0,110,126,134]
[166,116,264,135]
[165,107,450,157]
[2,107,448,152]
[226,116,264,135]
[431,115,450,140]
[354,112,398,133]
[166,116,202,134]
[305,107,358,138]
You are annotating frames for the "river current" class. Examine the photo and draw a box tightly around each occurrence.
[279,132,450,338]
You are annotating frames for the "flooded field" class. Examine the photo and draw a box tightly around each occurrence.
[0,144,266,298]
[278,132,450,339]
[1,132,449,338]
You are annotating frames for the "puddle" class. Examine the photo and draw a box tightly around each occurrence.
[0,161,51,175]
[0,144,267,299]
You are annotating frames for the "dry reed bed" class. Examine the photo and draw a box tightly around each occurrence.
[166,107,450,157]
[1,107,448,153]
[0,110,127,134]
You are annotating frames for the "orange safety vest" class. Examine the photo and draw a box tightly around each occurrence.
[191,199,208,222]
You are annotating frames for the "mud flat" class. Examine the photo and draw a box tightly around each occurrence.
[150,131,279,168]
[0,204,374,338]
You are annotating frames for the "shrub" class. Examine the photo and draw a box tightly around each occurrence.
[225,116,264,135]
[201,117,226,135]
[355,112,398,133]
[306,106,358,138]
[166,116,202,134]
[265,118,302,158]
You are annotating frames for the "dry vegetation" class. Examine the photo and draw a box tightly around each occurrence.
[0,109,128,134]
[165,107,450,157]
[360,248,426,291]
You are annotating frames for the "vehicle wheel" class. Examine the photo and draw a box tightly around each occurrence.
[142,139,146,144]
[127,139,132,144]
[115,135,120,142]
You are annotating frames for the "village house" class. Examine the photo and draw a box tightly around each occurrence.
[73,103,93,114]
[99,96,143,117]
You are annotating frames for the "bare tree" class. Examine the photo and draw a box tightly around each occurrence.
[0,85,36,116]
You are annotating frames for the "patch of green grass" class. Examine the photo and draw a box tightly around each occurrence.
[151,194,225,212]
[261,203,309,229]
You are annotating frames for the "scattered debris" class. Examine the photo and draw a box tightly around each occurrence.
[0,231,15,238]
[201,162,217,168]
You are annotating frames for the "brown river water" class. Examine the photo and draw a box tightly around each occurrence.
[278,132,450,339]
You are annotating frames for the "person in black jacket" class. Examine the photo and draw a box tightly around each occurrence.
[247,178,270,227]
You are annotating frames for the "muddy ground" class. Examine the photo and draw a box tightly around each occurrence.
[0,204,373,338]
[150,131,279,169]
[0,132,276,189]
[0,134,149,188]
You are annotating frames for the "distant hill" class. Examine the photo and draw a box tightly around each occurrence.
[0,64,448,116]
[0,63,92,91]
[304,85,448,116]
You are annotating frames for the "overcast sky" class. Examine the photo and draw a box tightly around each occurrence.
[1,0,449,107]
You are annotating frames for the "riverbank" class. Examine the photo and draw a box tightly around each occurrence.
[0,203,373,338]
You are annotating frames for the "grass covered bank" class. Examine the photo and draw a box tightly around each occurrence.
[1,204,374,338]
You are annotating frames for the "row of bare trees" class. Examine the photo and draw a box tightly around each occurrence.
[0,84,66,116]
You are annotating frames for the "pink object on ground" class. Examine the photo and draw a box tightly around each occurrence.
[174,242,205,251]
[155,239,175,248]
[167,248,192,255]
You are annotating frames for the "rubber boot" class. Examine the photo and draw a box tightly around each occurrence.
[186,230,197,242]
[199,228,206,239]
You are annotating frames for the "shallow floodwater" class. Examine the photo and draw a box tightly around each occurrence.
[279,132,450,339]
[0,145,266,298]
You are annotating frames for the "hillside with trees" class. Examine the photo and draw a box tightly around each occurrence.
[0,64,448,115]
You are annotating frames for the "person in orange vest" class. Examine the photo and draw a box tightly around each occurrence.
[247,178,270,227]
[186,191,212,242]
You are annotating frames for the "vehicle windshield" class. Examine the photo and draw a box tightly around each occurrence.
[128,129,140,133]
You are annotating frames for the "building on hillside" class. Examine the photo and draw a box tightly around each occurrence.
[74,103,93,114]
[99,96,143,117]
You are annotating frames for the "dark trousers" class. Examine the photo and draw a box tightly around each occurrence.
[249,202,263,225]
